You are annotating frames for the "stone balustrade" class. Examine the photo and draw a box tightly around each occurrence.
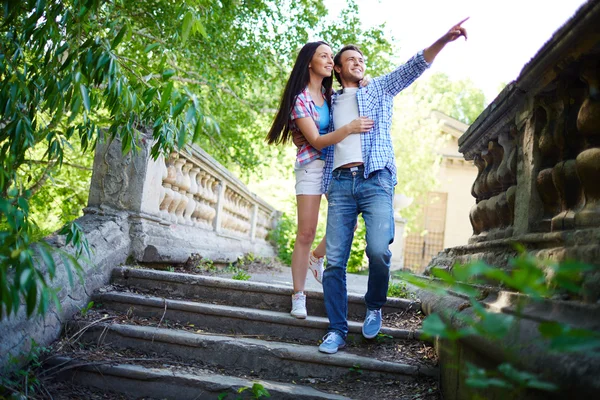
[461,56,600,246]
[428,0,600,303]
[88,132,279,263]
[422,5,600,398]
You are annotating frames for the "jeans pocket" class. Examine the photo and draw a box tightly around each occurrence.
[376,169,394,196]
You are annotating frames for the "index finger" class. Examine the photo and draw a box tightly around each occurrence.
[456,17,469,26]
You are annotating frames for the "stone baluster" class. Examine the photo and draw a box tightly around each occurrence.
[534,100,562,232]
[184,164,198,224]
[575,61,600,227]
[551,159,583,230]
[479,149,493,200]
[159,153,178,222]
[173,158,189,224]
[486,141,504,197]
[497,128,517,191]
[471,155,485,200]
[157,155,168,217]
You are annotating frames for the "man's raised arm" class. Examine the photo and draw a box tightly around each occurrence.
[423,18,469,63]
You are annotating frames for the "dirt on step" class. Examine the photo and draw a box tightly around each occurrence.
[42,343,439,400]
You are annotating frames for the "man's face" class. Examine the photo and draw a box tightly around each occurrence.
[335,50,365,84]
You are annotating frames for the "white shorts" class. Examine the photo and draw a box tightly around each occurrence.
[294,159,324,196]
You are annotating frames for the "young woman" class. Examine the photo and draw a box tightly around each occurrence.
[266,41,373,319]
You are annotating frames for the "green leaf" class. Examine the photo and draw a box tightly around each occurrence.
[162,69,176,80]
[194,20,208,39]
[177,124,187,149]
[181,12,193,45]
[185,105,196,124]
[112,25,128,49]
[35,0,46,16]
[144,43,160,53]
[422,314,448,337]
[20,269,33,287]
[26,284,37,316]
[193,116,203,142]
[171,98,189,119]
[80,85,90,111]
[160,82,174,110]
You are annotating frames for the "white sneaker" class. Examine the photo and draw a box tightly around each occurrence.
[308,253,324,284]
[291,292,307,319]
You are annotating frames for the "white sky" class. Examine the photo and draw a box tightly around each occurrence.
[324,0,589,102]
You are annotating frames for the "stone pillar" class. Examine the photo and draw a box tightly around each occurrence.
[390,216,407,271]
[214,182,226,233]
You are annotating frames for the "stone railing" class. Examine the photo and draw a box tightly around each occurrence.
[1,132,280,372]
[429,0,600,282]
[422,3,600,398]
[88,132,279,263]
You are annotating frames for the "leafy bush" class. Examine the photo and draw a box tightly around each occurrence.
[0,340,49,398]
[387,280,416,299]
[406,249,600,395]
[269,212,367,272]
[232,270,251,281]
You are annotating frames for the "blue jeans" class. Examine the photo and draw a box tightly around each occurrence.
[323,166,394,337]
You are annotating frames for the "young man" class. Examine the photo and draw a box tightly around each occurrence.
[318,19,469,354]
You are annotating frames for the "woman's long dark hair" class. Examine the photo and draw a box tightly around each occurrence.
[266,41,333,145]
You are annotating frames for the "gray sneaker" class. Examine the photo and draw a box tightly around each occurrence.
[362,309,382,339]
[318,331,346,354]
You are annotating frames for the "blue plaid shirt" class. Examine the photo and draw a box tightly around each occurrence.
[322,50,430,194]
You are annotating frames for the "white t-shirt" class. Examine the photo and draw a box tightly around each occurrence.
[332,88,363,170]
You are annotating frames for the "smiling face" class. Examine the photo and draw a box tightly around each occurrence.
[334,49,365,87]
[308,44,334,79]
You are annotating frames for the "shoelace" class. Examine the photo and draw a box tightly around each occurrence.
[322,332,338,343]
[365,310,380,324]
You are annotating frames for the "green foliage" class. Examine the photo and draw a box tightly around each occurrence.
[232,269,251,281]
[375,332,393,343]
[405,251,599,395]
[465,362,558,392]
[0,339,49,398]
[194,258,217,273]
[269,212,296,266]
[0,0,395,320]
[347,218,366,273]
[1,0,389,321]
[80,300,94,317]
[387,280,416,300]
[219,382,271,399]
[349,364,363,374]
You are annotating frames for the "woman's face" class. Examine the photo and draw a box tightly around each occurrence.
[309,44,334,79]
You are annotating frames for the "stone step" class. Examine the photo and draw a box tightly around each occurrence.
[93,291,423,343]
[111,266,420,320]
[47,356,349,399]
[69,321,438,382]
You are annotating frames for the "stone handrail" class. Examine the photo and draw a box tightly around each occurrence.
[88,132,280,263]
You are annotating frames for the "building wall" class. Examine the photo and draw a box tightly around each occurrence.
[437,158,478,248]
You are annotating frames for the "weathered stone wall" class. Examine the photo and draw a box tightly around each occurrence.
[0,210,132,370]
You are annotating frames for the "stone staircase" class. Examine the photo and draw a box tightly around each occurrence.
[45,267,439,399]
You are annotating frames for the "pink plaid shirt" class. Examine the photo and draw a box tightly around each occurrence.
[290,87,325,165]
